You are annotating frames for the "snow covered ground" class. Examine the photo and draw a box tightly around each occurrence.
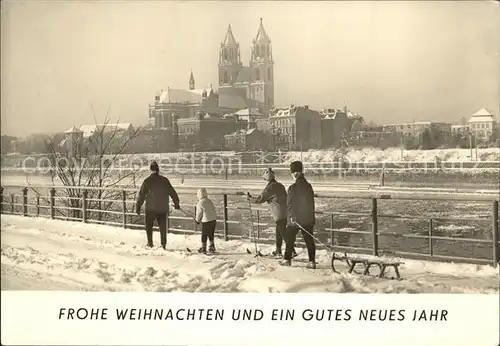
[1,215,499,293]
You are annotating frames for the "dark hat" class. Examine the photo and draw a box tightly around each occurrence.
[289,161,303,173]
[150,161,159,172]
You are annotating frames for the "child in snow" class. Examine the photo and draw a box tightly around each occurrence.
[195,188,217,254]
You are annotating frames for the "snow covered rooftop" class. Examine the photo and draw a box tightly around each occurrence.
[234,108,263,117]
[472,108,494,117]
[347,111,361,118]
[468,109,496,123]
[63,123,133,138]
[225,128,258,137]
[158,89,204,104]
[64,126,83,134]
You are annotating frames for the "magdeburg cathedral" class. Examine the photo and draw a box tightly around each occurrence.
[216,18,275,113]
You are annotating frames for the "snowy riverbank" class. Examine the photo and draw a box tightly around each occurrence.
[1,216,498,293]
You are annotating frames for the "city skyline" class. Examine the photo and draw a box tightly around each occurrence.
[1,0,499,136]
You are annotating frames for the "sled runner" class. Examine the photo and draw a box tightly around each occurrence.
[331,252,403,279]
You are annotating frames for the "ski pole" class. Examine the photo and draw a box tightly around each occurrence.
[180,208,196,221]
[174,205,199,254]
[293,220,333,250]
[246,195,263,257]
[293,220,349,263]
[172,205,198,223]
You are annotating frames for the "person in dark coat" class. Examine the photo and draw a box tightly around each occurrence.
[136,161,180,250]
[247,168,297,258]
[280,161,316,269]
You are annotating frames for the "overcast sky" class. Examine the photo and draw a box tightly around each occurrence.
[1,0,499,136]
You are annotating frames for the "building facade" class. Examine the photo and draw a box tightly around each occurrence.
[451,124,470,136]
[148,85,248,130]
[468,108,497,140]
[176,114,247,151]
[268,105,322,150]
[320,108,355,148]
[224,128,270,151]
[382,121,451,138]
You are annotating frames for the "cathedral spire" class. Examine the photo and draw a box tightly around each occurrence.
[251,18,272,61]
[222,24,238,47]
[189,69,195,90]
[254,18,271,45]
[219,23,241,66]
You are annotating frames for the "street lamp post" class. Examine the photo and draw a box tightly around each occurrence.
[300,140,303,162]
[475,139,478,161]
[468,132,473,161]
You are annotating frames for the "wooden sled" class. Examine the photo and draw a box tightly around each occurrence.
[330,252,403,279]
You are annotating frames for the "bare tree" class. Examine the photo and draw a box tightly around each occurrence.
[33,108,141,222]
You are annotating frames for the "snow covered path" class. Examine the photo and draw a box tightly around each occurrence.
[1,215,498,293]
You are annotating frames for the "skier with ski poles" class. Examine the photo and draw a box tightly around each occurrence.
[195,188,218,254]
[247,168,297,258]
[280,161,316,269]
[136,161,180,250]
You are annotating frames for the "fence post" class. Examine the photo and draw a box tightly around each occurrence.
[97,191,102,221]
[82,190,88,223]
[36,195,40,216]
[493,201,499,266]
[330,214,335,246]
[371,197,379,256]
[122,190,127,229]
[428,218,433,256]
[22,187,28,216]
[256,210,260,241]
[11,194,15,214]
[223,194,229,241]
[0,187,3,215]
[50,188,55,219]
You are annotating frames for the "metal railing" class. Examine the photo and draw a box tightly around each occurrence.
[1,184,499,266]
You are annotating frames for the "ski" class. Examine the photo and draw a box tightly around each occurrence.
[186,247,218,256]
[246,248,301,258]
[246,248,271,257]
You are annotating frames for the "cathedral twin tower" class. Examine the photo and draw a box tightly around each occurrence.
[190,18,275,113]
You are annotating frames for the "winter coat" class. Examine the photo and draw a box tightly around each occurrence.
[249,179,287,222]
[136,172,180,214]
[195,188,217,223]
[287,175,315,227]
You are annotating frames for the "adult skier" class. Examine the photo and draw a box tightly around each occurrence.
[136,161,180,250]
[280,161,316,269]
[247,168,296,258]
